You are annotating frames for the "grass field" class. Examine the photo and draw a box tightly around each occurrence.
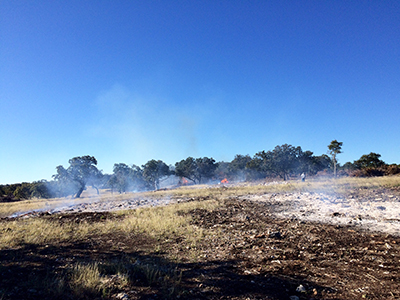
[1,175,400,299]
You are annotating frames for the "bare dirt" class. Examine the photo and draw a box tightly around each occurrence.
[1,187,399,299]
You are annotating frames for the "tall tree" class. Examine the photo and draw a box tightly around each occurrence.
[251,144,303,180]
[270,144,303,180]
[53,155,100,198]
[112,163,133,193]
[142,160,170,190]
[328,140,343,177]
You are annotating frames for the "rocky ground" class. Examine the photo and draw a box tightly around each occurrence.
[1,185,400,299]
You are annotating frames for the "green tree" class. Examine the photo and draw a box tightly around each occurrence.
[175,157,197,183]
[342,161,356,172]
[142,160,170,190]
[215,161,230,181]
[130,164,148,191]
[30,180,52,198]
[298,150,314,174]
[175,157,218,184]
[195,157,218,183]
[228,154,252,181]
[107,174,118,194]
[312,154,332,174]
[112,163,133,193]
[53,155,101,198]
[271,144,304,180]
[353,152,386,169]
[13,183,31,199]
[328,140,343,177]
[251,144,303,180]
[246,152,270,180]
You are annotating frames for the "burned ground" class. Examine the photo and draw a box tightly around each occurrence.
[0,193,399,300]
[183,199,399,299]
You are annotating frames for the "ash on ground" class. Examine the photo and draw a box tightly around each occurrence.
[247,189,400,236]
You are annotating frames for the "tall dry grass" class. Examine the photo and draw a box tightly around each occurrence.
[70,262,104,296]
[0,198,219,249]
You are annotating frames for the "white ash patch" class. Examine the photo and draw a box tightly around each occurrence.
[50,197,177,214]
[246,192,400,236]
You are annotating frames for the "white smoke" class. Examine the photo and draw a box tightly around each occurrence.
[88,84,206,167]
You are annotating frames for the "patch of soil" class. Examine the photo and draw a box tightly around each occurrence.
[1,198,399,300]
[43,211,124,225]
[182,199,400,299]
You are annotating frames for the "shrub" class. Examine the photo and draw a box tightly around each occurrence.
[385,164,400,176]
[351,167,385,177]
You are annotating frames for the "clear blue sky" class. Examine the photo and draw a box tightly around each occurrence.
[1,1,399,184]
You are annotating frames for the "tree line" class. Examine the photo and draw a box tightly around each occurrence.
[1,140,399,201]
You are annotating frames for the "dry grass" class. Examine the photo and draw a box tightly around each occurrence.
[2,176,400,249]
[70,262,103,295]
[117,199,218,237]
[1,218,73,248]
[1,175,400,299]
[0,197,213,298]
[0,199,219,250]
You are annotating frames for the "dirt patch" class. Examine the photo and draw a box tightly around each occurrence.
[183,198,400,299]
[43,211,124,225]
[1,196,399,299]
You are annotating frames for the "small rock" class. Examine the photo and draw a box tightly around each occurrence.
[296,284,306,293]
[271,260,281,264]
[289,296,300,300]
[269,231,282,239]
[116,292,129,300]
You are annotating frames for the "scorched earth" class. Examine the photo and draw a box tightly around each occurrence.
[1,179,399,300]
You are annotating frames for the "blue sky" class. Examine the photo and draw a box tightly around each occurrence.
[1,1,399,184]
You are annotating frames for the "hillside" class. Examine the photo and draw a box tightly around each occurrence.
[1,177,399,299]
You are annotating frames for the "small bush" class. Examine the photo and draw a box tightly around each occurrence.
[350,165,400,177]
[385,164,400,175]
[351,167,385,177]
[0,194,19,203]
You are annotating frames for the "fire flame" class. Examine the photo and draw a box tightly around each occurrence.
[181,177,189,185]
[221,178,229,184]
